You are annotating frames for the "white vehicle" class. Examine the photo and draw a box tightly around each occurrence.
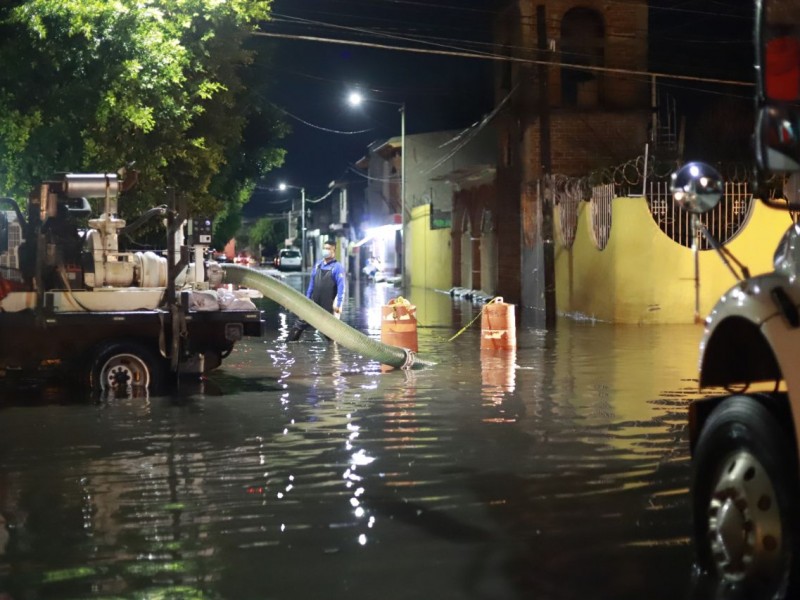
[276,248,302,271]
[674,2,800,597]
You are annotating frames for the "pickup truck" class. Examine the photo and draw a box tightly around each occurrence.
[0,171,264,394]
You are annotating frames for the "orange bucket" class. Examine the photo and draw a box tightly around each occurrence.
[480,298,516,350]
[381,298,418,372]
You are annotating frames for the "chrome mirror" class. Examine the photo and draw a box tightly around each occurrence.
[756,0,800,173]
[670,162,724,214]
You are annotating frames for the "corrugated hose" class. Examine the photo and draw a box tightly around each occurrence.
[221,264,434,370]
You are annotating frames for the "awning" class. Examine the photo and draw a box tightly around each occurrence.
[351,223,402,248]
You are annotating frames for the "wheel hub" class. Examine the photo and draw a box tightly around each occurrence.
[707,450,782,583]
[99,353,150,391]
[715,497,748,566]
[107,365,133,387]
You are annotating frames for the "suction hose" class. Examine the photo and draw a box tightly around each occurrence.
[221,264,434,370]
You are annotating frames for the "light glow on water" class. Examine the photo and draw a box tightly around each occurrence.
[350,449,375,466]
[0,287,707,600]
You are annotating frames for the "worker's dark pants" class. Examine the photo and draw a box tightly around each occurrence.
[289,265,337,341]
[287,311,332,341]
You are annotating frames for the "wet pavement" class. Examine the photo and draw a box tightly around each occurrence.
[0,272,710,599]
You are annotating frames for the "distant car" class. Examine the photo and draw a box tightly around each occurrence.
[276,248,302,271]
[234,252,256,266]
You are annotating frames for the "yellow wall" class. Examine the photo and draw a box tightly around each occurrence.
[408,204,452,293]
[555,196,793,324]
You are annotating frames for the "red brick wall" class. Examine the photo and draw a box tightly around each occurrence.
[537,110,650,176]
[496,0,648,110]
[491,0,649,304]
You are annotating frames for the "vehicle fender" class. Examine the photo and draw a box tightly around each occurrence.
[699,273,793,387]
[698,272,800,461]
[701,273,787,339]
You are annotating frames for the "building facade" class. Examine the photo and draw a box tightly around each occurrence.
[355,127,496,286]
[493,0,650,314]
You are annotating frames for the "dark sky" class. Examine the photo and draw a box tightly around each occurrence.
[648,1,755,160]
[243,0,756,217]
[243,0,496,217]
[648,0,754,91]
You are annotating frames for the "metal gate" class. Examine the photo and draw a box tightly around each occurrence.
[646,179,753,249]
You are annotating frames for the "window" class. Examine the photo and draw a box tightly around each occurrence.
[560,8,605,107]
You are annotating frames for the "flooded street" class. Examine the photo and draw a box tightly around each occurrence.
[0,273,707,600]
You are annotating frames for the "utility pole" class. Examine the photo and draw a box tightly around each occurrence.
[300,187,306,270]
[400,103,406,287]
[278,182,306,266]
[537,4,556,328]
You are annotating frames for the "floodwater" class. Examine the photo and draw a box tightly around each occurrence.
[0,273,711,600]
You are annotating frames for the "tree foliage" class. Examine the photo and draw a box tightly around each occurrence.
[0,0,287,240]
[246,216,287,258]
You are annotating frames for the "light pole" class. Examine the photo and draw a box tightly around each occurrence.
[348,91,405,284]
[400,103,405,280]
[279,182,306,269]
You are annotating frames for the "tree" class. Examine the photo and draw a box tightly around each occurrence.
[247,216,288,259]
[0,0,287,238]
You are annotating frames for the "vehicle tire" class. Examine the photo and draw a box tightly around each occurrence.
[692,395,800,599]
[89,340,165,394]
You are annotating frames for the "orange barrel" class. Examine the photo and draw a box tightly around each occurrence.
[381,298,418,372]
[480,298,516,350]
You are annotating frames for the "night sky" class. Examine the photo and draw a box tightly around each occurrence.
[243,0,756,218]
[243,0,496,217]
[642,1,755,163]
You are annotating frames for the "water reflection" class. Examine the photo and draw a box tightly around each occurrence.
[480,348,517,421]
[0,283,709,599]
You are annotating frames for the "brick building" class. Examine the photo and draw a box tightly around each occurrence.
[492,0,650,313]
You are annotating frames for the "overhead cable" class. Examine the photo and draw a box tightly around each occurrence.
[422,84,517,175]
[272,104,374,135]
[253,32,752,88]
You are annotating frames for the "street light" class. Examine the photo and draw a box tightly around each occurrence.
[279,182,306,270]
[348,91,405,284]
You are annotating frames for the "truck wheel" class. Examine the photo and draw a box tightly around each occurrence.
[90,341,164,393]
[692,395,799,599]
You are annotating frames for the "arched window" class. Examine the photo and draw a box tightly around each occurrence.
[560,8,605,107]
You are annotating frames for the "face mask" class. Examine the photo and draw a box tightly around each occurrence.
[323,249,333,259]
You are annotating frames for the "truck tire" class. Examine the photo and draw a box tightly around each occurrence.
[692,395,799,599]
[89,340,165,394]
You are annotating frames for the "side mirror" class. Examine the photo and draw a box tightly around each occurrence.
[670,162,724,214]
[63,196,92,217]
[756,0,800,173]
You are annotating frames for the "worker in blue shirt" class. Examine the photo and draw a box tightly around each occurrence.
[287,240,346,341]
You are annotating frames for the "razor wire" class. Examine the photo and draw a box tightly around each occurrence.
[538,154,761,251]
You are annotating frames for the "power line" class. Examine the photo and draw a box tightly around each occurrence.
[283,0,750,21]
[272,104,374,135]
[266,7,753,89]
[253,31,753,88]
[422,84,516,176]
[279,0,751,44]
[270,13,498,60]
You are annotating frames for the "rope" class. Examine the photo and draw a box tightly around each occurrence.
[386,296,413,321]
[447,296,502,342]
